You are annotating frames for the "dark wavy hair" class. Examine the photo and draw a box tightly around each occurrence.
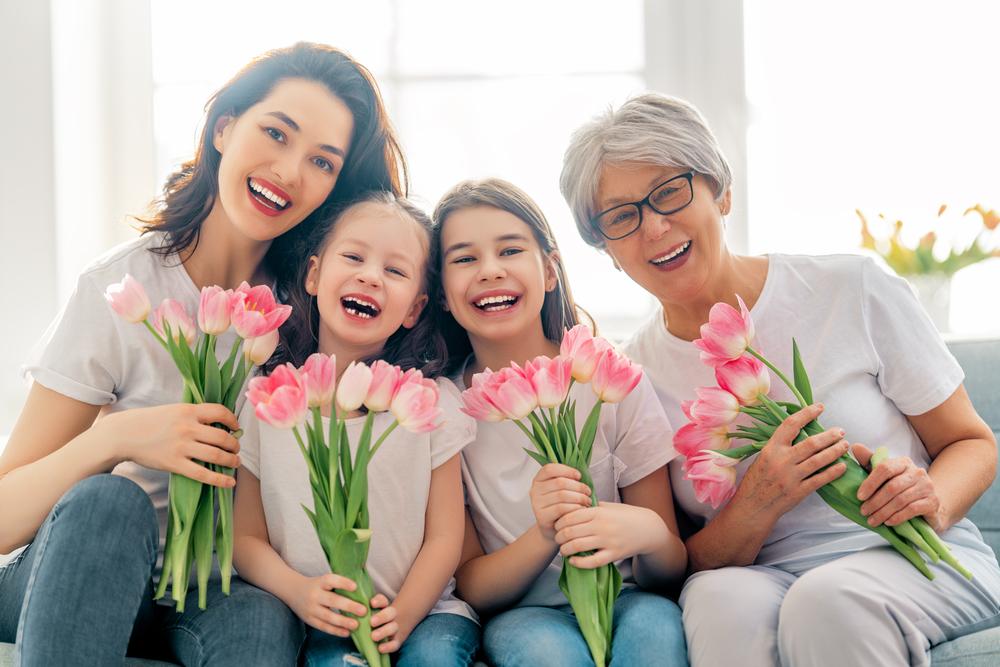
[265,192,448,377]
[139,42,407,289]
[428,178,587,377]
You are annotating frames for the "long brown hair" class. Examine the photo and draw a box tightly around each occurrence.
[140,42,408,289]
[265,192,448,377]
[429,178,585,377]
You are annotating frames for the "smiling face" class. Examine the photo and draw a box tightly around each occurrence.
[598,162,732,307]
[211,77,354,243]
[440,206,558,346]
[305,202,429,357]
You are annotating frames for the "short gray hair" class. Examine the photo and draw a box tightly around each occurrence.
[559,92,732,248]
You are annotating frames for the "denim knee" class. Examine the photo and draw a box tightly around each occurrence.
[59,475,158,548]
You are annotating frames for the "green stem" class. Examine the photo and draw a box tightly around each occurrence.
[747,346,807,406]
[369,419,399,457]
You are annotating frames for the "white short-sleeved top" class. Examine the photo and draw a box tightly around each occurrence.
[239,377,477,622]
[458,370,678,608]
[623,253,990,573]
[24,232,241,554]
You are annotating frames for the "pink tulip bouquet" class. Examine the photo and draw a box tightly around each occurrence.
[246,354,441,667]
[460,325,643,667]
[105,275,290,610]
[679,296,971,580]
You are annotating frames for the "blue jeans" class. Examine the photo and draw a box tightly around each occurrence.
[483,587,688,667]
[303,612,480,666]
[0,474,303,666]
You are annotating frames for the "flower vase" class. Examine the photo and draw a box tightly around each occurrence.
[907,273,952,332]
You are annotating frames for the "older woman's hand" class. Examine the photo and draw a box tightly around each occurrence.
[733,404,850,522]
[853,444,944,532]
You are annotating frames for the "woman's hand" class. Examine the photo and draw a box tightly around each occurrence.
[529,463,592,541]
[287,573,368,637]
[553,501,667,569]
[733,404,849,522]
[370,594,404,654]
[853,444,944,531]
[103,403,240,487]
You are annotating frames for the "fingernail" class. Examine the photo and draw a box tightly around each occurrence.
[838,429,846,437]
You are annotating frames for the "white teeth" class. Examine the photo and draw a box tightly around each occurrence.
[249,179,288,208]
[651,241,691,265]
[342,296,380,318]
[474,295,517,308]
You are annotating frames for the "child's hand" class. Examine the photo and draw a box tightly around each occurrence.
[529,463,592,542]
[554,501,667,569]
[288,573,369,637]
[370,594,404,654]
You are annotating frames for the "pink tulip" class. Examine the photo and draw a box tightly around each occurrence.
[231,282,292,339]
[673,421,731,458]
[365,360,404,412]
[152,299,196,346]
[301,353,337,409]
[475,366,537,420]
[716,355,770,406]
[246,363,308,429]
[461,386,505,422]
[683,450,740,509]
[198,286,234,335]
[336,361,373,412]
[693,295,755,367]
[244,328,280,365]
[105,274,151,323]
[390,372,442,433]
[560,324,613,383]
[523,355,573,408]
[689,386,741,426]
[590,349,643,404]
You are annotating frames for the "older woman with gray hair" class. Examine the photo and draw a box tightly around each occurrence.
[558,92,1000,666]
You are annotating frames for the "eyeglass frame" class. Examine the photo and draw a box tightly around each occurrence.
[589,171,696,241]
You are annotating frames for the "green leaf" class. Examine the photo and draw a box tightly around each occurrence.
[577,401,603,467]
[523,447,550,467]
[791,339,814,406]
[192,484,215,610]
[344,413,374,530]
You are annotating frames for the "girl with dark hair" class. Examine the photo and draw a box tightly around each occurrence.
[431,178,688,667]
[0,42,405,665]
[232,193,480,666]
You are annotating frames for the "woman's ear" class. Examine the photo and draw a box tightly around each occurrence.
[544,251,561,292]
[718,188,733,216]
[212,115,235,153]
[402,294,429,329]
[304,255,321,295]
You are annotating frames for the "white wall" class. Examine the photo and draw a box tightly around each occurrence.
[0,2,58,437]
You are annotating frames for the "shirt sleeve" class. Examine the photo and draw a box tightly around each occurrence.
[238,400,262,478]
[860,258,965,415]
[22,271,123,405]
[609,373,678,488]
[430,378,477,469]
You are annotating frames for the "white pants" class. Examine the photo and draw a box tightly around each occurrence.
[680,535,1000,666]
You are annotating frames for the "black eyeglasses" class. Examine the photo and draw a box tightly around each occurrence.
[590,171,695,240]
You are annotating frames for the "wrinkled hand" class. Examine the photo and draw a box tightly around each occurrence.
[369,594,404,654]
[287,573,368,637]
[106,403,240,487]
[530,463,592,541]
[734,404,849,521]
[553,501,667,569]
[853,444,944,531]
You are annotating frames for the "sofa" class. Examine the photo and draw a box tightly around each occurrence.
[2,338,998,665]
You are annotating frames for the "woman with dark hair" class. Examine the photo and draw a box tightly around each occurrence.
[560,92,1000,666]
[0,42,406,666]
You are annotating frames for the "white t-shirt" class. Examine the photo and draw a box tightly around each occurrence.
[459,369,678,608]
[239,377,477,622]
[624,253,990,574]
[24,232,241,556]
